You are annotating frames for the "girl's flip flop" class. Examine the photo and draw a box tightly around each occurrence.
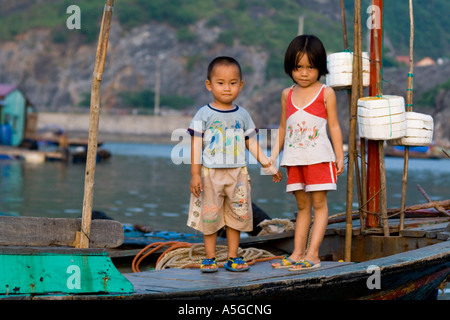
[272,256,301,269]
[288,260,321,272]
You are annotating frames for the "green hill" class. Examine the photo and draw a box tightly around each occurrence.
[1,0,449,75]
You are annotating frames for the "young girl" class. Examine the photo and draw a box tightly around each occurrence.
[270,35,345,271]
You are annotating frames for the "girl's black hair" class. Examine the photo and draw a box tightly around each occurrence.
[284,35,329,81]
[207,56,242,80]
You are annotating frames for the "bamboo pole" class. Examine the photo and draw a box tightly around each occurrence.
[400,0,414,231]
[340,0,364,233]
[339,0,358,217]
[378,140,389,236]
[76,0,115,249]
[358,10,367,224]
[355,9,365,232]
[340,0,348,49]
[344,0,361,262]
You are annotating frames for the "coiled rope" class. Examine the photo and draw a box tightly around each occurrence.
[131,218,340,272]
[131,241,281,272]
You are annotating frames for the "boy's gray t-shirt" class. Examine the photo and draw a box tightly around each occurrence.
[188,104,257,168]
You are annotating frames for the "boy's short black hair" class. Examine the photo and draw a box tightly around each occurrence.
[207,56,242,80]
[284,35,329,81]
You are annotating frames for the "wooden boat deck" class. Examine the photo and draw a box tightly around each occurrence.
[117,240,450,300]
[124,260,352,299]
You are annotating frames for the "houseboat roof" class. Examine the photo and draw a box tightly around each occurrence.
[0,84,18,99]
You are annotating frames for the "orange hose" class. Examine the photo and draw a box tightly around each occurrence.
[131,241,193,272]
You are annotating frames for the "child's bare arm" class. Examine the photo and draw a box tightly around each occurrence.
[324,87,345,175]
[270,88,289,163]
[190,135,203,197]
[246,136,282,182]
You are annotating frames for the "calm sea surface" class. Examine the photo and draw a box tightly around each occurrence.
[1,142,449,298]
[1,141,449,234]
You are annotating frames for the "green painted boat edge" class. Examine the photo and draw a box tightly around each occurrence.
[0,247,133,296]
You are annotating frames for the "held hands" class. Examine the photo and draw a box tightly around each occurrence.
[190,159,283,198]
[261,159,282,183]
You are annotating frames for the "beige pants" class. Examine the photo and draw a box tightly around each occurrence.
[187,166,253,235]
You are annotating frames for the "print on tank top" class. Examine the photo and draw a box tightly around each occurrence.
[286,85,326,150]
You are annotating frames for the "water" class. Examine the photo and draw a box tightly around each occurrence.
[1,141,449,234]
[1,142,449,298]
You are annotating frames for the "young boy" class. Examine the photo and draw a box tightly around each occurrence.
[187,56,281,272]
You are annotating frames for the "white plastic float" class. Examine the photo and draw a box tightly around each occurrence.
[388,112,434,146]
[326,52,370,88]
[357,95,407,140]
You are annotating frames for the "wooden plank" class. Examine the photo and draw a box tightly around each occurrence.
[436,231,450,241]
[125,261,352,296]
[329,217,449,237]
[400,222,449,238]
[121,241,450,300]
[0,216,123,248]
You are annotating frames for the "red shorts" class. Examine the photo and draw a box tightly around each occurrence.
[286,162,337,193]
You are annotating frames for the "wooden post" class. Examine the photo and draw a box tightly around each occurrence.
[344,0,361,262]
[400,0,414,231]
[76,0,115,249]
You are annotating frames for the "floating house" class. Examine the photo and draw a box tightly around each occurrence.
[0,84,34,146]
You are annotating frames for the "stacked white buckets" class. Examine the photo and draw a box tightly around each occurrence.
[357,95,407,140]
[388,112,434,146]
[326,51,434,146]
[326,52,370,88]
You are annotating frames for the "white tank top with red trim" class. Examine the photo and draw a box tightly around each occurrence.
[280,85,336,166]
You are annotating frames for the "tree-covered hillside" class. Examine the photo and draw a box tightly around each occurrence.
[1,0,449,70]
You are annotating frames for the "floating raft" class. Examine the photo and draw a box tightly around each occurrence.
[0,146,64,162]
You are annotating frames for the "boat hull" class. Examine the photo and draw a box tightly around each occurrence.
[126,240,450,300]
[39,240,448,301]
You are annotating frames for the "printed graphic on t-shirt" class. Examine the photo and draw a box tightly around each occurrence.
[203,119,245,165]
[286,121,320,149]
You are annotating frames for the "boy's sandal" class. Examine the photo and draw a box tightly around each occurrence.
[224,257,250,272]
[272,256,299,269]
[200,258,218,273]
